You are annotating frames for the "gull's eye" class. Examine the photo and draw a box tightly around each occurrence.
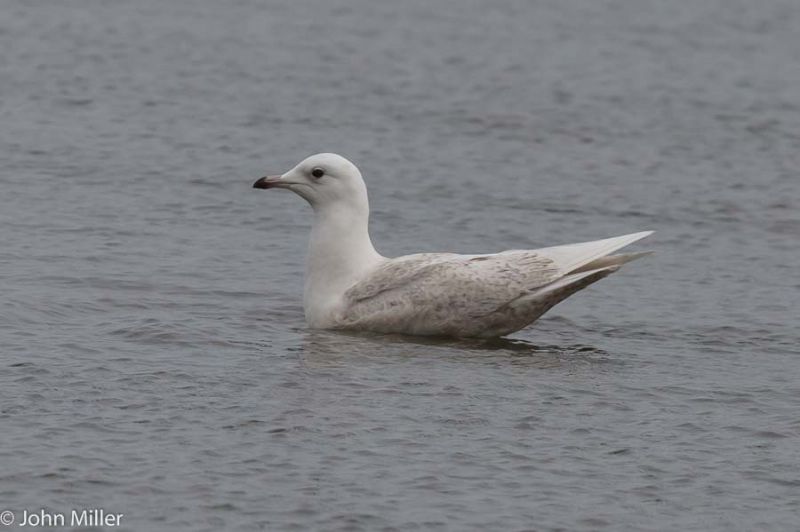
[311,167,325,179]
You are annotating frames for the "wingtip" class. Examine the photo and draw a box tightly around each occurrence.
[620,230,655,245]
[536,230,656,275]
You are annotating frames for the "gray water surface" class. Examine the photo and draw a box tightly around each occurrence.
[2,0,799,530]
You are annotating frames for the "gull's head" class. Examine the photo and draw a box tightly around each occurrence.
[253,153,368,212]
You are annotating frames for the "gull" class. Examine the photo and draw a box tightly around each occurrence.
[253,153,652,338]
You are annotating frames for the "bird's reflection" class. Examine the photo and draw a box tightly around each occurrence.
[293,328,609,369]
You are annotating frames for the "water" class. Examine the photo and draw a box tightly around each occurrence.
[2,0,798,530]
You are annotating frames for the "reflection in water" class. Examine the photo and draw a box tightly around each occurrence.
[295,328,609,369]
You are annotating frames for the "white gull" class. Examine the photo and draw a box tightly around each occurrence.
[253,153,653,338]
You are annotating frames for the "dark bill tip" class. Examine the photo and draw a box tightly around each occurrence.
[253,176,272,189]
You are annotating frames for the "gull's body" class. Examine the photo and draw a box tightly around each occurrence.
[254,153,652,338]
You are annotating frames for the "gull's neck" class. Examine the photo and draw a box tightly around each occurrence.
[304,201,384,325]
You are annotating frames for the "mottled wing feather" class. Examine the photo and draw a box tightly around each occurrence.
[345,253,455,303]
[339,251,559,334]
